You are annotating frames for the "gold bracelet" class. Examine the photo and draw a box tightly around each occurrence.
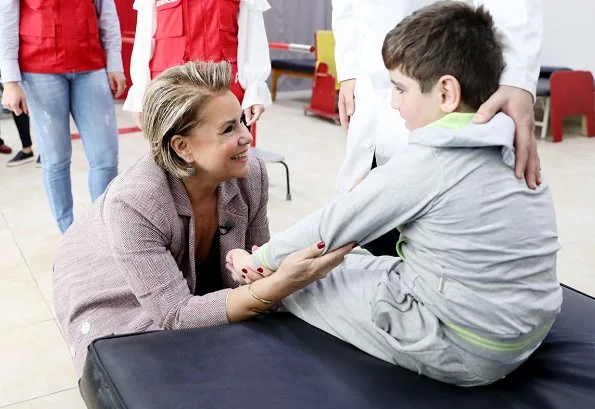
[248,283,272,305]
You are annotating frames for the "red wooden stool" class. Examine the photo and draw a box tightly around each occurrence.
[550,70,595,143]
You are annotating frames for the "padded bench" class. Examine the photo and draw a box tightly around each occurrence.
[270,58,316,101]
[80,285,595,409]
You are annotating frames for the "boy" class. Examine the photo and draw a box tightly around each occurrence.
[230,1,561,386]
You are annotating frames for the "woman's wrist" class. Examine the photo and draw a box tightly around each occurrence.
[226,274,296,322]
[250,272,300,302]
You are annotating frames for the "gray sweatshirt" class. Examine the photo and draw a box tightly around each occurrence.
[253,112,561,360]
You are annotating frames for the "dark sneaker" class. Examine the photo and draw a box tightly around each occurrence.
[35,155,41,168]
[7,150,35,167]
[0,144,12,154]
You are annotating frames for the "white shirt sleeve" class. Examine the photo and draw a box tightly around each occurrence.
[476,0,543,99]
[0,0,22,83]
[123,0,156,113]
[237,0,272,109]
[331,0,359,82]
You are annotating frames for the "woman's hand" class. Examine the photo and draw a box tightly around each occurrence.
[225,241,356,322]
[274,241,356,290]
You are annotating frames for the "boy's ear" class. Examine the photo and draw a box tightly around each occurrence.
[437,75,461,113]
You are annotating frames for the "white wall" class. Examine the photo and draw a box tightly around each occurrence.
[541,0,595,74]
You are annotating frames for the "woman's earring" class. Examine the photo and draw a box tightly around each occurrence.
[186,158,196,177]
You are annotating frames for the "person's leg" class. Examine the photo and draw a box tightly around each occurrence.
[280,251,487,386]
[13,111,33,151]
[21,73,74,232]
[70,69,118,201]
[6,111,35,166]
[0,84,11,154]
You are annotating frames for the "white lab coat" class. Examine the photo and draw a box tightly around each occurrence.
[332,0,543,192]
[123,0,272,113]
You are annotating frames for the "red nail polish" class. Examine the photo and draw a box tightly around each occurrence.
[242,274,246,279]
[317,241,325,249]
[242,268,247,274]
[257,267,263,273]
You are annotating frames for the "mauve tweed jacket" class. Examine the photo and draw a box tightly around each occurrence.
[53,153,270,374]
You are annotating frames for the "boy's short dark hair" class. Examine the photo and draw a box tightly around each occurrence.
[382,1,504,110]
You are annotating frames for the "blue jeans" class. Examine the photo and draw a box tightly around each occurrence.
[22,69,119,233]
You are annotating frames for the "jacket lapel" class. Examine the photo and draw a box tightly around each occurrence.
[167,173,197,292]
[168,173,249,292]
[218,180,249,289]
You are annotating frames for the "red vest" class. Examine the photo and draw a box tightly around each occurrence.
[18,0,106,74]
[150,0,245,102]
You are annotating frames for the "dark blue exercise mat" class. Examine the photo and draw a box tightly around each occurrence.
[80,285,595,409]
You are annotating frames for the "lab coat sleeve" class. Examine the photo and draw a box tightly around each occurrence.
[477,0,543,100]
[123,0,156,112]
[331,0,359,82]
[237,0,272,109]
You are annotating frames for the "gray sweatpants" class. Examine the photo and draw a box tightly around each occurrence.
[280,250,496,387]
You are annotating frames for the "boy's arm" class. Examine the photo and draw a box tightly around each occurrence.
[477,0,543,100]
[252,148,443,271]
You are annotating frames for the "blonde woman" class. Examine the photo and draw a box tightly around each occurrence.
[53,61,352,374]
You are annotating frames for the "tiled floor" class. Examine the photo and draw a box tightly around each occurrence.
[0,93,594,408]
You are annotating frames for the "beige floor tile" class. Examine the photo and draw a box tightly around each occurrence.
[12,235,61,276]
[0,268,52,332]
[34,272,57,319]
[2,388,85,409]
[0,230,29,273]
[0,321,78,407]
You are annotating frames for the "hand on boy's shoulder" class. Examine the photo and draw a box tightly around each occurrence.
[472,85,541,190]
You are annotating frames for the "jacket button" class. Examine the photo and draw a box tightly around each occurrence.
[81,322,91,335]
[70,345,76,358]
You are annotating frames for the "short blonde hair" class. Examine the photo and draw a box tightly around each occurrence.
[142,60,232,178]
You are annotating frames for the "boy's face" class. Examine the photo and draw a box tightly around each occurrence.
[389,69,444,130]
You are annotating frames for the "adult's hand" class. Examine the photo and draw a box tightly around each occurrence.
[244,104,265,126]
[108,71,127,99]
[1,82,28,115]
[338,78,356,132]
[473,85,541,189]
[274,241,356,289]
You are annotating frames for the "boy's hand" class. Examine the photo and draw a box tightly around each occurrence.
[226,249,271,284]
[338,79,356,132]
[1,82,28,115]
[108,71,127,98]
[473,85,541,189]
